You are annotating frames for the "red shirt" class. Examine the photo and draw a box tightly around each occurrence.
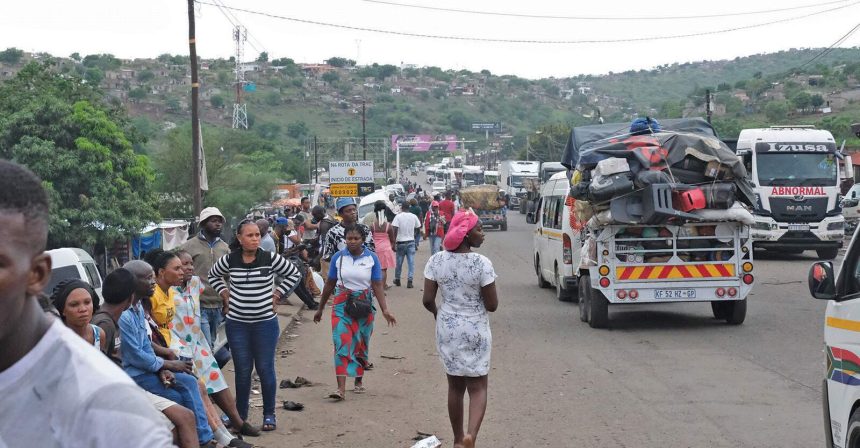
[438,200,456,221]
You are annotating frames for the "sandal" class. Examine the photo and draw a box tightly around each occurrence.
[239,421,260,437]
[353,385,366,394]
[364,362,374,371]
[261,414,276,431]
[282,400,305,411]
[327,390,345,401]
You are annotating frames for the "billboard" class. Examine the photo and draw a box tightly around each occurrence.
[391,134,458,152]
[471,122,501,131]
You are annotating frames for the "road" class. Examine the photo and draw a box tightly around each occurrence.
[247,174,830,448]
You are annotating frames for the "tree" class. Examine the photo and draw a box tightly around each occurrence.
[84,67,104,85]
[446,110,472,132]
[792,91,812,113]
[321,71,339,84]
[255,122,281,140]
[256,51,268,63]
[325,57,356,68]
[811,94,825,109]
[376,64,398,81]
[765,100,788,122]
[128,87,147,101]
[0,47,24,64]
[286,121,308,139]
[137,69,155,83]
[264,91,281,106]
[70,52,81,61]
[0,64,159,247]
[82,54,121,71]
[210,94,225,109]
[217,71,230,84]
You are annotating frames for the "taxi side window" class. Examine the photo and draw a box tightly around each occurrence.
[543,196,556,227]
[552,197,564,230]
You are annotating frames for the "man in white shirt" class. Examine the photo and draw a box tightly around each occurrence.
[391,209,424,288]
[0,160,174,447]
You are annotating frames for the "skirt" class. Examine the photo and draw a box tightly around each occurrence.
[373,231,396,269]
[435,310,492,377]
[331,287,376,378]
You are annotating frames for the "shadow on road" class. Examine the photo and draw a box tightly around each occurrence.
[752,250,821,261]
[603,308,734,331]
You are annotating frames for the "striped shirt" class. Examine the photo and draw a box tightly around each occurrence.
[208,249,302,323]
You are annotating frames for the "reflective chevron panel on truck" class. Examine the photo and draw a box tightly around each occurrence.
[615,264,735,280]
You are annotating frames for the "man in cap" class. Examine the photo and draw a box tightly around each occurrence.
[320,197,376,266]
[180,206,230,348]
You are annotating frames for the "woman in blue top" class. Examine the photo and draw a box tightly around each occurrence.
[314,224,397,401]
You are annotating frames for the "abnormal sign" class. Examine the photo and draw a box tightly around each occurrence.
[329,161,374,183]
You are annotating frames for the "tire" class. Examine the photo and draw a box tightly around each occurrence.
[588,287,609,329]
[536,256,550,288]
[578,275,590,322]
[501,222,508,231]
[555,266,574,302]
[711,301,731,320]
[818,248,839,260]
[846,406,860,448]
[725,299,747,325]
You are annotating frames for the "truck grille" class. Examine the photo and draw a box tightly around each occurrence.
[768,197,828,223]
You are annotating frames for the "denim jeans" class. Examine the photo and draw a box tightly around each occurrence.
[394,241,416,280]
[133,371,214,444]
[200,306,223,349]
[428,235,442,255]
[226,316,279,419]
[414,228,421,249]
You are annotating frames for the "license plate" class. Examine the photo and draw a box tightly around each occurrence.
[788,224,810,231]
[654,289,697,299]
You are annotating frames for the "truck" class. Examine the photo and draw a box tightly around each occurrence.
[736,126,851,259]
[460,184,507,231]
[545,117,755,328]
[462,165,485,187]
[499,160,540,210]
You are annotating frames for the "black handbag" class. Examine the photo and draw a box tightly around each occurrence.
[337,252,374,319]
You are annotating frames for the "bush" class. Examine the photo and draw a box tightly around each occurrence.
[0,47,24,64]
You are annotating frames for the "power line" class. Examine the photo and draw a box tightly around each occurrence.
[359,0,851,20]
[195,0,860,45]
[797,21,860,69]
[210,0,268,55]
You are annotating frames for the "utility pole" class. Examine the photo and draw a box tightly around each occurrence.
[188,0,202,217]
[361,100,367,160]
[232,26,249,129]
[314,135,319,184]
[706,89,712,124]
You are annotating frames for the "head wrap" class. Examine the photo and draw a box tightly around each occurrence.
[51,279,100,315]
[336,197,356,211]
[443,210,480,251]
[431,201,440,207]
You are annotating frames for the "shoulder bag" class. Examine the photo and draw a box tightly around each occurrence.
[338,250,374,319]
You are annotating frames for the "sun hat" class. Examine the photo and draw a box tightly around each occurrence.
[443,210,480,251]
[336,197,357,211]
[199,207,224,224]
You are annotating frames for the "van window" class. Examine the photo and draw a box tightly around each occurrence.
[552,197,564,230]
[82,263,102,289]
[543,196,556,227]
[43,265,83,296]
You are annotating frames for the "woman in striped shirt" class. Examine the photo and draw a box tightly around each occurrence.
[208,219,302,432]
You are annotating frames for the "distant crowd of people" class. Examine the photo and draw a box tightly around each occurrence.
[1,160,499,448]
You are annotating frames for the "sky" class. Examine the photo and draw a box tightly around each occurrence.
[2,0,860,79]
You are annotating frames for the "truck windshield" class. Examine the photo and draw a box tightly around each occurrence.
[756,153,838,187]
[542,169,565,182]
[464,173,482,181]
[510,175,525,187]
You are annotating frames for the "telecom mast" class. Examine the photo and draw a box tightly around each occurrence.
[232,25,248,130]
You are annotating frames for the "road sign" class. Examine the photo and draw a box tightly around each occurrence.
[329,182,376,198]
[471,122,502,131]
[329,160,374,183]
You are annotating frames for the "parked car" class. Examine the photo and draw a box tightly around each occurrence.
[809,229,860,447]
[43,248,103,299]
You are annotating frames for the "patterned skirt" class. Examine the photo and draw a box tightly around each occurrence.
[435,310,492,377]
[331,287,376,378]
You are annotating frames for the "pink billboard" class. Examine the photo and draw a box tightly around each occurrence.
[391,134,458,152]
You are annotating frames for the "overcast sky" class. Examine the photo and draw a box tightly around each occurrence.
[2,0,859,78]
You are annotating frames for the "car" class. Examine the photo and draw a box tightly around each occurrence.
[431,181,446,194]
[43,248,103,299]
[384,184,406,198]
[809,229,860,447]
[358,190,398,220]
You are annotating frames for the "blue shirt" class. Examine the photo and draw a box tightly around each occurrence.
[119,302,164,378]
[328,248,383,291]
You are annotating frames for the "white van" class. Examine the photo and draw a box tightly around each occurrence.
[43,248,103,299]
[528,171,579,302]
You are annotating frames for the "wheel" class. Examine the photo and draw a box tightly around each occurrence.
[555,266,574,302]
[846,405,860,448]
[818,248,839,260]
[588,284,609,329]
[501,222,508,231]
[725,299,747,325]
[536,256,550,288]
[711,301,731,320]
[578,275,590,322]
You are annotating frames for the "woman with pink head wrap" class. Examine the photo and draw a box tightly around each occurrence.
[422,209,499,448]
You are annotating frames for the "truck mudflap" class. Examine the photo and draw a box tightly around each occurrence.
[587,222,755,304]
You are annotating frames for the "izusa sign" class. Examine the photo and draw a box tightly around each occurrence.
[770,186,827,196]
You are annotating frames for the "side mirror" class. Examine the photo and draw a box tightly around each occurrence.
[852,191,857,198]
[526,211,536,224]
[809,261,837,300]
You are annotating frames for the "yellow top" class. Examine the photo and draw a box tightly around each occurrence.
[150,285,176,346]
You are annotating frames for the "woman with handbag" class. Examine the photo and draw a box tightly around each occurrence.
[313,224,397,401]
[422,210,498,448]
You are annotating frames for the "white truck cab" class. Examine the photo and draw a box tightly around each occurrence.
[809,231,860,448]
[736,126,849,259]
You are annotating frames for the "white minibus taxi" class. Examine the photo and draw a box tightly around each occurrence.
[528,171,580,302]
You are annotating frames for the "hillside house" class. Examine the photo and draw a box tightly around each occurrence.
[301,64,335,77]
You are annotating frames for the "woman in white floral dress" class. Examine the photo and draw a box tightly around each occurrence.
[423,209,498,448]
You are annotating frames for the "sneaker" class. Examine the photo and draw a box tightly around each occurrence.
[407,280,413,288]
[393,279,401,287]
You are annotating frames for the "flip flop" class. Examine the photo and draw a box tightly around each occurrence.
[364,362,374,371]
[327,390,345,401]
[279,379,299,389]
[282,400,305,411]
[353,385,366,394]
[294,376,312,386]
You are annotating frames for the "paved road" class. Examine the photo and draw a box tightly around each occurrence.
[248,177,830,448]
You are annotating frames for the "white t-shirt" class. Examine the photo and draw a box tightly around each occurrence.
[0,319,175,448]
[284,230,298,250]
[392,212,422,242]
